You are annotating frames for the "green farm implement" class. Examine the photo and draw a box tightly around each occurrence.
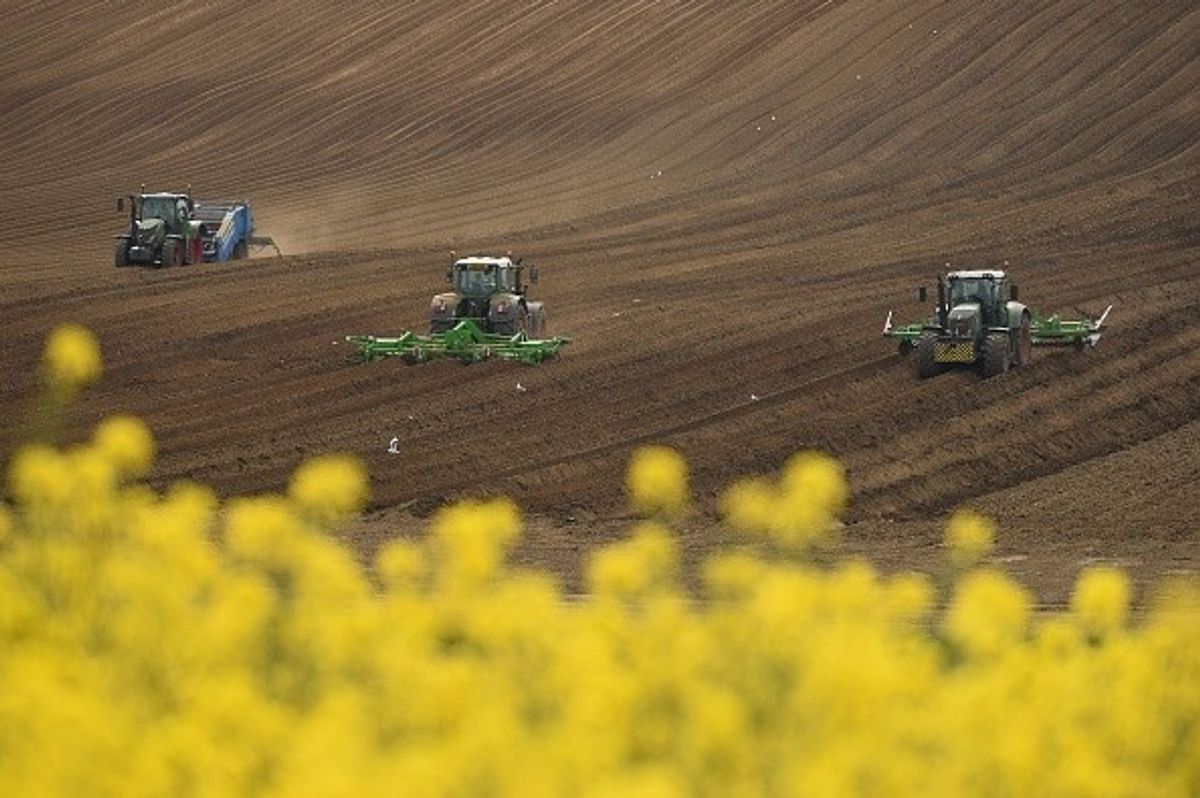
[883,269,1112,378]
[347,319,569,365]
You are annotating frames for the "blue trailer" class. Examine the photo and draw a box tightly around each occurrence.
[114,189,278,268]
[193,200,279,262]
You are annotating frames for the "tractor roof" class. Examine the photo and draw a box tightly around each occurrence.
[455,255,515,268]
[948,269,1006,280]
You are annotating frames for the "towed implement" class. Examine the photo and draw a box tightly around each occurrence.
[883,269,1112,378]
[347,253,570,365]
[347,320,568,365]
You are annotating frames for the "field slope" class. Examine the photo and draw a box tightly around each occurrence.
[2,0,1197,598]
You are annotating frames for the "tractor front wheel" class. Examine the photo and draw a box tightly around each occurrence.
[980,332,1010,378]
[915,334,942,379]
[161,240,182,268]
[114,239,129,267]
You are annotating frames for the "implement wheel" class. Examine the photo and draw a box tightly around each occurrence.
[915,333,942,379]
[980,332,1010,378]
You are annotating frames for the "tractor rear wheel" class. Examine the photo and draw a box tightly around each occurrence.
[529,308,546,338]
[980,332,1010,378]
[493,309,528,337]
[430,319,453,334]
[1013,314,1032,367]
[915,333,942,379]
[114,239,129,267]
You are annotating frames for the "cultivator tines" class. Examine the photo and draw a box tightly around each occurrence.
[346,319,570,365]
[1030,305,1112,350]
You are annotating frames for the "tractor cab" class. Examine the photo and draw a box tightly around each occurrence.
[431,253,546,336]
[945,270,1011,326]
[448,256,532,298]
[135,193,192,233]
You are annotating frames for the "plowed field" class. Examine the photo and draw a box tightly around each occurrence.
[3,1,1198,601]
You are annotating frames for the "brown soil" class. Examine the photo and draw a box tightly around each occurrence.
[2,1,1197,602]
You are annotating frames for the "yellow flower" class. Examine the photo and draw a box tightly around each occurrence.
[288,454,369,526]
[376,539,427,593]
[717,477,777,536]
[626,446,689,517]
[225,496,302,567]
[8,444,71,506]
[887,571,935,623]
[944,568,1031,657]
[92,415,155,478]
[780,450,848,515]
[702,551,767,600]
[42,323,102,392]
[587,522,677,599]
[944,509,995,569]
[1071,566,1130,637]
[430,498,521,590]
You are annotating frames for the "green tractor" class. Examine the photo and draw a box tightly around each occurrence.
[883,269,1111,379]
[345,253,570,365]
[114,188,205,267]
[430,254,546,336]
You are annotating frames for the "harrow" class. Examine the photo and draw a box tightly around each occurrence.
[884,304,1112,353]
[346,319,570,365]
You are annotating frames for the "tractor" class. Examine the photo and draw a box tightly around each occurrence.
[430,254,547,336]
[113,186,275,267]
[884,269,1112,379]
[345,253,569,365]
[114,189,205,267]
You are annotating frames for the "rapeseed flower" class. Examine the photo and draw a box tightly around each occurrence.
[92,414,155,478]
[0,326,1197,797]
[945,509,995,569]
[1072,566,1130,638]
[288,453,369,526]
[945,569,1032,658]
[42,323,101,393]
[626,446,689,517]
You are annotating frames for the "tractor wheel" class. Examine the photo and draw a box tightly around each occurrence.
[114,239,129,267]
[980,332,1010,378]
[493,309,528,337]
[161,240,182,268]
[430,319,453,334]
[915,333,942,379]
[1012,313,1032,367]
